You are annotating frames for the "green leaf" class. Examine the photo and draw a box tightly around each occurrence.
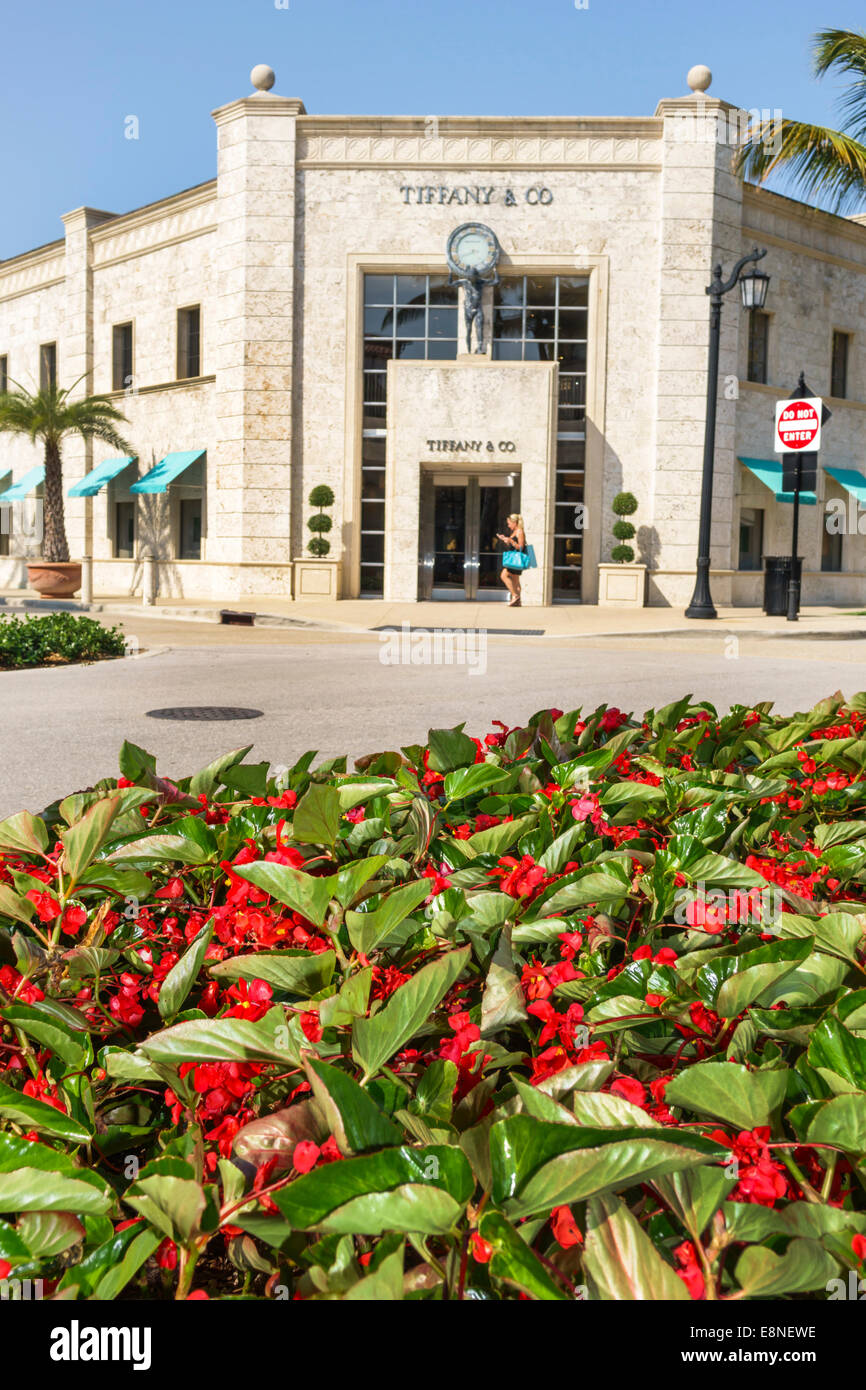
[17,1210,84,1260]
[481,925,527,1034]
[0,1003,88,1069]
[806,1092,866,1153]
[0,884,35,926]
[142,1009,298,1066]
[0,811,48,857]
[332,856,389,909]
[304,1058,403,1154]
[710,938,813,1018]
[221,761,270,798]
[336,779,400,813]
[126,1175,210,1243]
[158,919,214,1020]
[272,1145,472,1233]
[107,834,212,865]
[808,1015,866,1091]
[232,862,333,928]
[351,947,470,1081]
[479,1210,569,1300]
[654,1168,736,1243]
[188,746,254,798]
[411,1059,458,1126]
[210,949,336,997]
[0,1080,92,1144]
[60,796,122,884]
[584,1193,690,1300]
[665,1060,788,1131]
[490,1116,728,1218]
[346,879,430,955]
[342,1242,405,1300]
[0,1169,111,1216]
[426,726,478,773]
[443,765,510,802]
[293,783,341,846]
[734,1238,839,1298]
[688,852,767,889]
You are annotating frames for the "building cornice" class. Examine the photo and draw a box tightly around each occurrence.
[744,184,866,255]
[212,94,306,123]
[0,239,65,277]
[89,182,217,245]
[297,114,661,140]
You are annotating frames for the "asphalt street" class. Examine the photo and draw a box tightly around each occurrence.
[1,630,865,815]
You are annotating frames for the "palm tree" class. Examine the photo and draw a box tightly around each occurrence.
[735,29,866,215]
[0,380,131,563]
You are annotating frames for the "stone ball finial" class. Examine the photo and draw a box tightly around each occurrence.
[687,64,712,95]
[250,64,276,93]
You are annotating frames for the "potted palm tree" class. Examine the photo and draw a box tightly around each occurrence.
[0,379,131,597]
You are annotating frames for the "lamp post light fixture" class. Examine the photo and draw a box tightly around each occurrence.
[685,247,770,620]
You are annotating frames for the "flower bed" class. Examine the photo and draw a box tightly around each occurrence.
[1,693,866,1301]
[0,613,127,670]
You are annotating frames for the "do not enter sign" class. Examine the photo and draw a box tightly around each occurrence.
[774,397,822,452]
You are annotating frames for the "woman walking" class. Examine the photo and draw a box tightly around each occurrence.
[497,512,528,607]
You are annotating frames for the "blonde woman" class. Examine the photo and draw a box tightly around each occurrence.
[496,513,528,607]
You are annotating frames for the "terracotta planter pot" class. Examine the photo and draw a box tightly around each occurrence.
[26,561,83,599]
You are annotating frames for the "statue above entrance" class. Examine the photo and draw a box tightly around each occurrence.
[446,223,502,354]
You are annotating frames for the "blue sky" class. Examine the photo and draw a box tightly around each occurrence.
[1,0,864,257]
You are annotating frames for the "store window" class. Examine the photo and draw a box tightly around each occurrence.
[738,507,764,570]
[494,276,589,600]
[177,306,201,380]
[822,510,843,572]
[361,274,458,595]
[831,331,850,400]
[114,501,135,559]
[39,342,57,391]
[179,498,203,559]
[112,323,134,392]
[747,312,769,385]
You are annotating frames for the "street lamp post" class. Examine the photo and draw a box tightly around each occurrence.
[685,247,770,619]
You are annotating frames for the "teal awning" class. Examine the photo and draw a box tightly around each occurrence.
[738,457,816,506]
[130,449,205,494]
[0,465,45,501]
[825,466,866,506]
[68,456,136,498]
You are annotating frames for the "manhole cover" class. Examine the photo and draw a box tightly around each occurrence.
[146,707,264,721]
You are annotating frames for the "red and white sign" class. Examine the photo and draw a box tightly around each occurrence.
[774,397,822,453]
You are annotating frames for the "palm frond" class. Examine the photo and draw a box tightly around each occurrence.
[0,383,131,452]
[735,118,866,215]
[813,28,866,143]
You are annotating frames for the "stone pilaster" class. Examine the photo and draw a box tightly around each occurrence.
[61,207,114,558]
[212,88,305,568]
[652,94,746,605]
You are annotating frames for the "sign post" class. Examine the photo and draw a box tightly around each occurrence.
[774,374,830,622]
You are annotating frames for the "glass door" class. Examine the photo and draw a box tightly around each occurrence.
[419,473,520,600]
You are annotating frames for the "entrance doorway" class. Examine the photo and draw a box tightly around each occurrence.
[418,472,520,600]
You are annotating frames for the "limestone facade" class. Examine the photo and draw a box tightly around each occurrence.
[1,76,865,607]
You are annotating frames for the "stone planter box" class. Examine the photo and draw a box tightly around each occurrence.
[598,562,647,608]
[293,557,342,601]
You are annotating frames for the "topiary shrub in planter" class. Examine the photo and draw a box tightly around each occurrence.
[599,490,646,606]
[295,484,341,598]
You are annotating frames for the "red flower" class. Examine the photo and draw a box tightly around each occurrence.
[224,978,273,1021]
[155,877,185,899]
[550,1206,583,1249]
[299,1010,323,1043]
[852,1234,866,1262]
[470,1233,493,1263]
[25,889,61,922]
[293,1140,321,1173]
[673,1241,705,1299]
[610,1076,646,1108]
[60,905,87,937]
[155,1239,178,1271]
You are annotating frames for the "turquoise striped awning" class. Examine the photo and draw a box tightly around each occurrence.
[738,457,817,506]
[130,449,205,494]
[68,456,136,498]
[825,466,866,506]
[0,465,45,501]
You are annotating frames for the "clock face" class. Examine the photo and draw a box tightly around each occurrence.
[447,223,501,277]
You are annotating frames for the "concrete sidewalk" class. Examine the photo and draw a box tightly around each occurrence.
[1,589,865,641]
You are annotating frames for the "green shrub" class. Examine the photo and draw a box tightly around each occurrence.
[306,482,335,558]
[307,536,331,557]
[308,484,335,509]
[307,513,333,534]
[610,490,639,564]
[0,612,127,670]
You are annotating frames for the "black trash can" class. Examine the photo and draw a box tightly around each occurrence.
[763,556,803,616]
